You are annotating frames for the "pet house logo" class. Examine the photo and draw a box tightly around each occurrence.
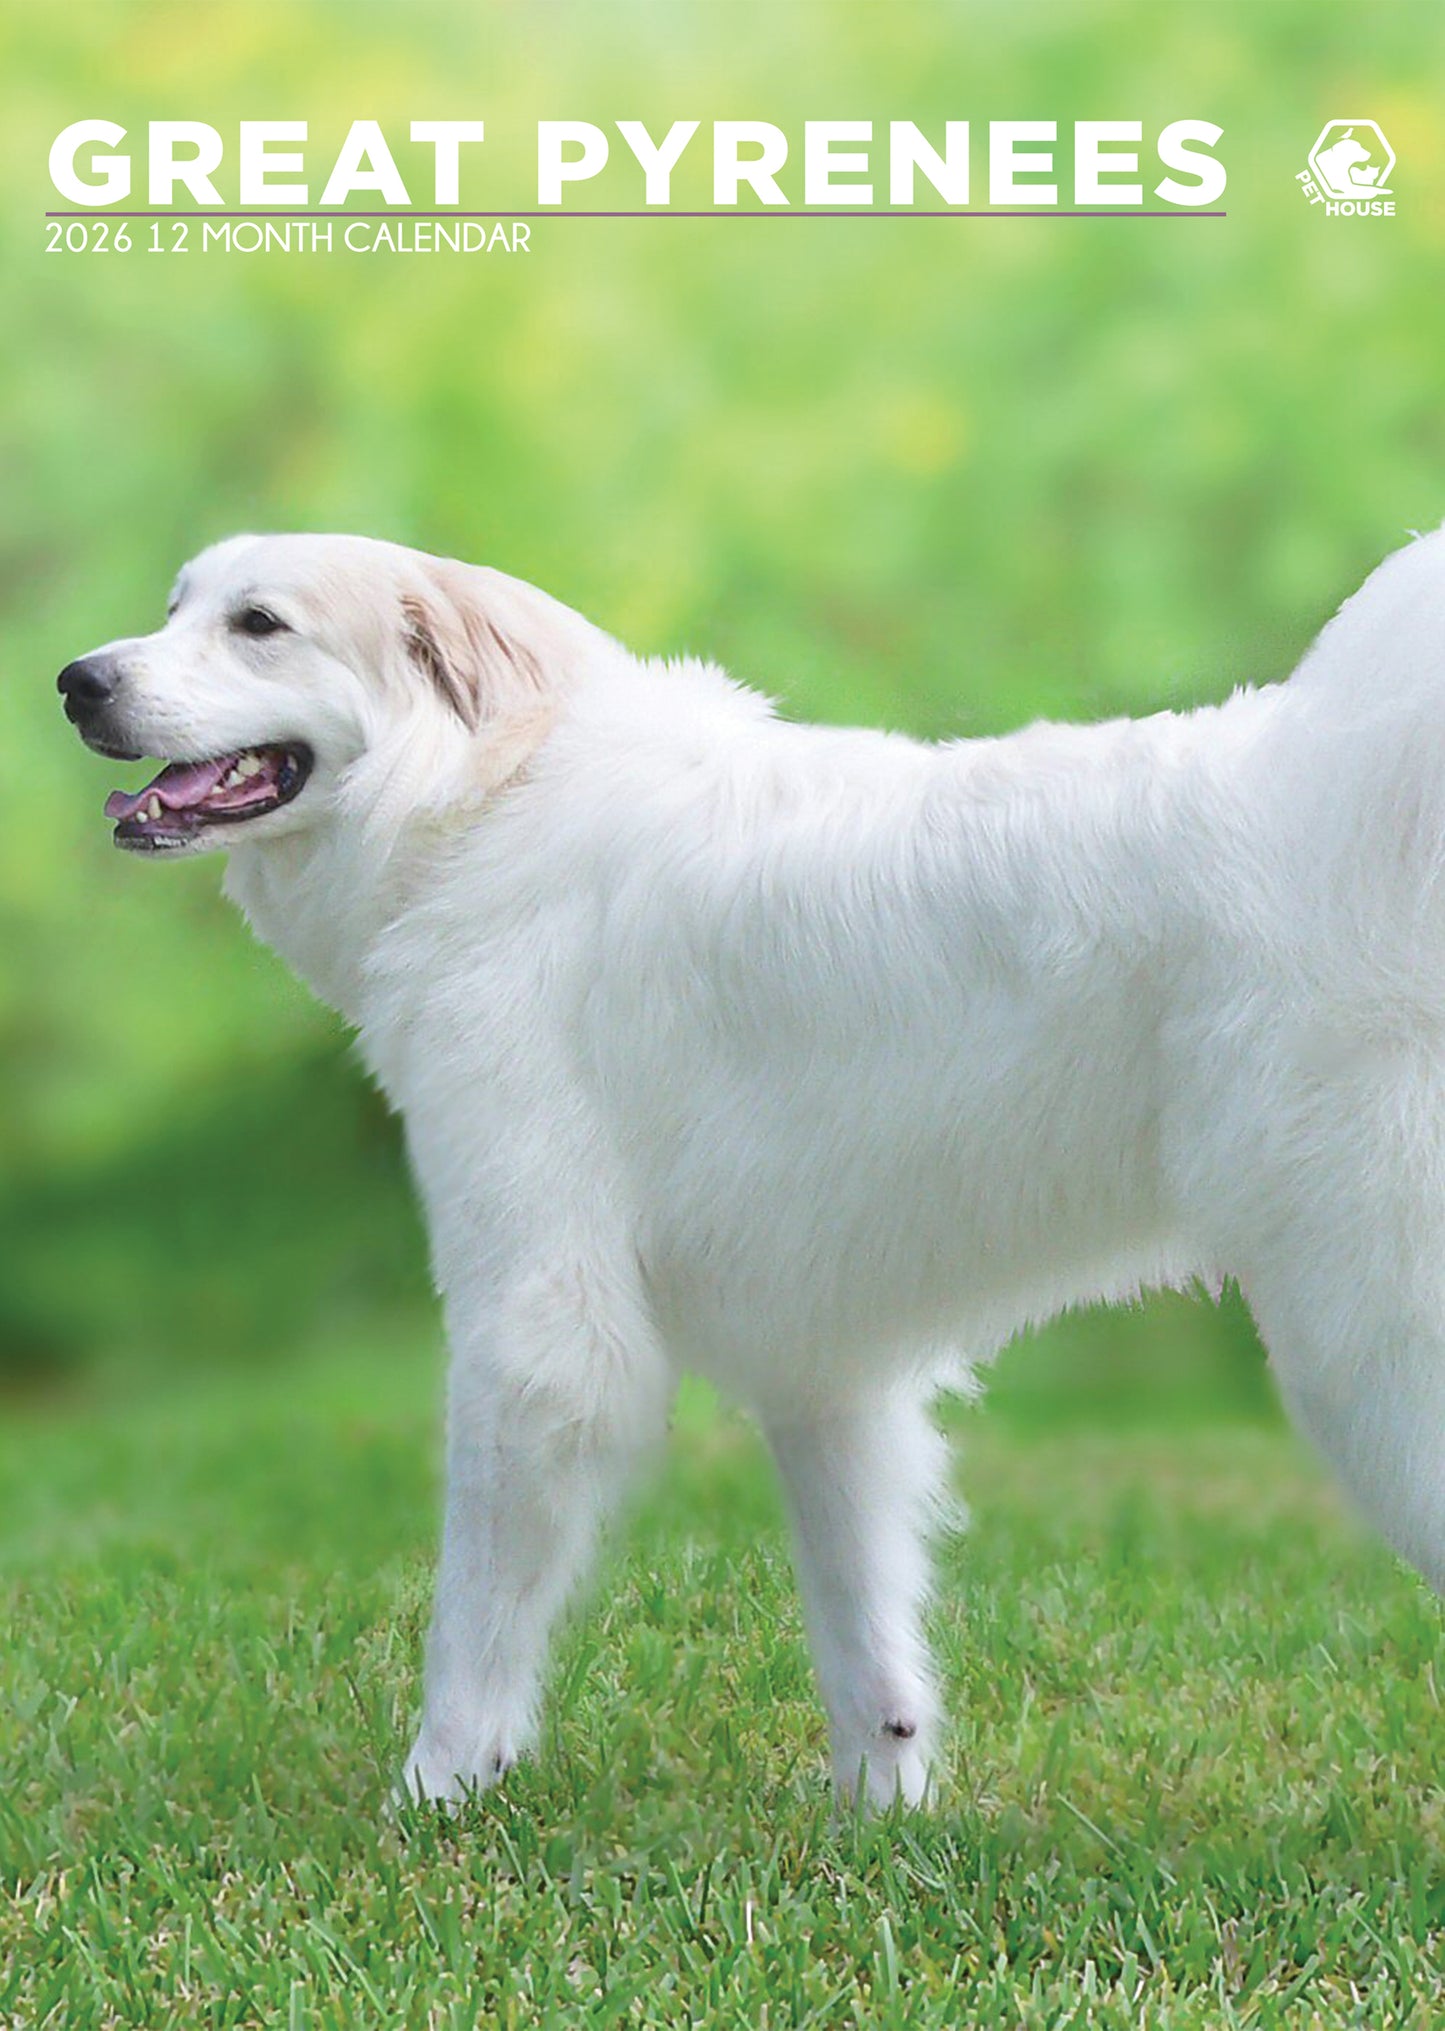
[1298,119,1395,214]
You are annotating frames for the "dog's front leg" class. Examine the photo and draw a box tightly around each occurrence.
[766,1385,951,1809]
[402,1265,668,1804]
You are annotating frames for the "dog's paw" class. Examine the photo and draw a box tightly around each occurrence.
[395,1732,515,1812]
[833,1721,938,1814]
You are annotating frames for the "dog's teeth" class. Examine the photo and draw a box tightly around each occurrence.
[146,796,163,821]
[222,768,242,788]
[236,754,264,778]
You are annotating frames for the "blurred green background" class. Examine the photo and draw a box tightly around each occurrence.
[3,0,1443,1413]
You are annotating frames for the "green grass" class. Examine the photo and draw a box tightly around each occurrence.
[3,1334,1444,2028]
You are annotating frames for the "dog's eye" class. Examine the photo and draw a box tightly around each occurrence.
[234,606,288,638]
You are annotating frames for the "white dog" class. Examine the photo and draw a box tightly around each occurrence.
[58,528,1445,1808]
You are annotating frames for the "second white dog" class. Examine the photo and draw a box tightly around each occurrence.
[58,526,1445,1807]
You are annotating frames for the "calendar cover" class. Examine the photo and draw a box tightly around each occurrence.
[4,6,1444,2026]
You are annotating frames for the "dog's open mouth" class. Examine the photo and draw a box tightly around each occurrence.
[104,743,314,851]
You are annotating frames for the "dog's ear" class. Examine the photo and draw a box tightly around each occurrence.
[400,561,546,731]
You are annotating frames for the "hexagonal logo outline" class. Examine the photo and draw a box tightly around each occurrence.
[1306,119,1395,201]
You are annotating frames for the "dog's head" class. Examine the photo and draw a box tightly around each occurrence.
[58,533,594,856]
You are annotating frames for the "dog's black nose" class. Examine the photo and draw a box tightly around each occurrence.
[57,657,118,721]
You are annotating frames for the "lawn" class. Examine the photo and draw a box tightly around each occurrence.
[3,1329,1444,2029]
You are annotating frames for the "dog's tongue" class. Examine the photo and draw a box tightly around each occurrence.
[104,757,233,822]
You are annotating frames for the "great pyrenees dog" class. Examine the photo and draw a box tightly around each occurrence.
[57,528,1445,1808]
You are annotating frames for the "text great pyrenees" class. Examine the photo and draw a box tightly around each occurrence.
[58,529,1445,1807]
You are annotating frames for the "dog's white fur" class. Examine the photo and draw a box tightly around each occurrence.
[69,527,1445,1807]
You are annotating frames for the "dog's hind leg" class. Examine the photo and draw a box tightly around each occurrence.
[765,1383,951,1809]
[402,1257,670,1805]
[1241,1121,1445,1593]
